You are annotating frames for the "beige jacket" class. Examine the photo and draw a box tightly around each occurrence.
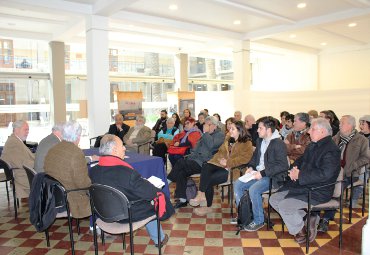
[123,125,152,155]
[1,134,35,198]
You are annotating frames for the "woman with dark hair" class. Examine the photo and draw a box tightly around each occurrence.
[224,117,235,136]
[320,110,339,136]
[189,120,254,216]
[172,113,183,131]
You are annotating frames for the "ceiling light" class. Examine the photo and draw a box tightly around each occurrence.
[348,22,357,27]
[297,3,306,8]
[169,4,178,10]
[289,34,296,38]
[233,20,241,25]
[321,42,327,46]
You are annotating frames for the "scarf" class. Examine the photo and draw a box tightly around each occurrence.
[180,127,200,144]
[98,155,133,169]
[338,130,356,151]
[294,128,307,141]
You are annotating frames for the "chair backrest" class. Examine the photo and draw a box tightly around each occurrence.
[332,167,344,198]
[44,174,67,209]
[23,165,37,188]
[89,183,130,223]
[0,158,14,181]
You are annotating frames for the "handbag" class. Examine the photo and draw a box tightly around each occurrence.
[167,146,189,155]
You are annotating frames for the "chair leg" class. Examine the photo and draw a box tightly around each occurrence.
[76,219,80,235]
[267,203,271,230]
[362,182,366,217]
[221,186,224,202]
[349,182,353,224]
[101,231,105,245]
[122,233,126,250]
[65,203,75,255]
[45,229,50,247]
[5,181,9,202]
[12,182,17,220]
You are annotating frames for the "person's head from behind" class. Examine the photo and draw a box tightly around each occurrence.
[308,118,332,142]
[293,113,309,132]
[213,113,221,122]
[280,111,290,126]
[135,115,146,127]
[285,114,295,130]
[229,120,250,143]
[339,115,356,136]
[114,113,124,125]
[244,114,255,129]
[166,117,175,129]
[319,110,334,124]
[52,122,64,139]
[62,120,82,145]
[234,111,242,121]
[257,116,276,139]
[359,115,370,134]
[204,116,218,134]
[13,120,29,141]
[184,117,196,131]
[198,113,205,124]
[99,134,126,159]
[183,109,191,118]
[160,110,168,119]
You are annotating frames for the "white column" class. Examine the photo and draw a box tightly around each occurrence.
[86,15,111,138]
[174,53,188,91]
[49,41,66,123]
[233,40,251,113]
[362,182,370,253]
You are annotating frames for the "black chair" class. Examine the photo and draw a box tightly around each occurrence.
[346,165,369,223]
[0,159,18,220]
[23,165,37,188]
[305,168,344,254]
[89,183,162,255]
[90,135,103,148]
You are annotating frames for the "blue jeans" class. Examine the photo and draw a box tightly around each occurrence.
[146,219,165,245]
[234,177,270,225]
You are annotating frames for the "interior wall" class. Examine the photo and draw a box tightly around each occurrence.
[319,47,370,90]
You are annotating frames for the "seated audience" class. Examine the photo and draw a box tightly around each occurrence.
[180,108,191,126]
[233,116,288,231]
[152,110,168,140]
[234,111,243,122]
[108,113,130,142]
[196,112,206,132]
[280,113,294,139]
[167,117,202,167]
[123,115,152,155]
[244,114,258,147]
[285,112,311,162]
[44,120,91,219]
[213,113,225,133]
[320,110,339,136]
[189,121,253,215]
[34,122,64,173]
[1,120,35,199]
[318,115,370,232]
[167,116,225,209]
[269,118,340,244]
[307,110,318,121]
[152,117,180,163]
[90,134,173,247]
[172,112,183,132]
[225,117,235,136]
[279,111,290,129]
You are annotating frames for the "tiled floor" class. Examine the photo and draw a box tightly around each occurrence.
[0,181,367,255]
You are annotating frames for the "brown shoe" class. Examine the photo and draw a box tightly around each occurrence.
[308,215,320,243]
[155,234,169,247]
[294,227,306,244]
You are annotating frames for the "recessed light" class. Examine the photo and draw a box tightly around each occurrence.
[297,3,306,8]
[321,42,327,46]
[233,20,241,25]
[348,22,357,27]
[169,4,178,10]
[289,34,296,38]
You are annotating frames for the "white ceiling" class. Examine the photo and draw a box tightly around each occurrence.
[1,0,370,56]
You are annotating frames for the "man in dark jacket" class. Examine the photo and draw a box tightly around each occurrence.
[167,116,225,209]
[108,113,130,142]
[152,110,168,140]
[234,116,288,231]
[90,134,172,247]
[269,118,341,244]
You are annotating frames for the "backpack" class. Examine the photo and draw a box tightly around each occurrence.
[186,178,198,201]
[236,190,253,234]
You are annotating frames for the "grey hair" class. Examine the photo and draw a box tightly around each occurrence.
[166,117,175,124]
[52,122,64,132]
[99,134,117,155]
[12,120,27,131]
[205,116,218,125]
[312,117,332,136]
[234,110,242,115]
[136,115,146,124]
[62,120,82,142]
[342,115,356,130]
[295,112,310,126]
[114,113,123,120]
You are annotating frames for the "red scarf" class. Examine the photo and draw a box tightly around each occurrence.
[98,155,133,169]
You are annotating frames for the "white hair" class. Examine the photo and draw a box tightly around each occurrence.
[52,122,64,132]
[12,120,27,131]
[205,116,218,125]
[342,115,356,130]
[166,117,175,124]
[312,117,332,136]
[62,120,82,142]
[136,115,146,124]
[99,134,117,155]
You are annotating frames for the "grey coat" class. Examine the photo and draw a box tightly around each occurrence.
[34,133,60,173]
